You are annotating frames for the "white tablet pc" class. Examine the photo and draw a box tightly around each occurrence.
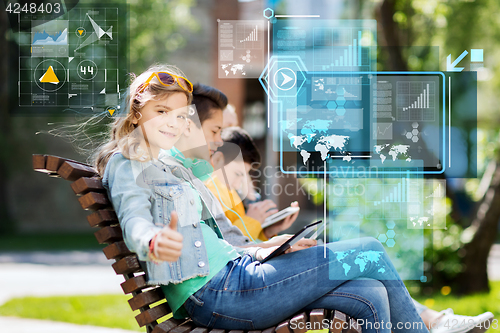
[261,206,300,229]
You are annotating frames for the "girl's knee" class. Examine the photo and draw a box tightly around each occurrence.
[360,237,385,252]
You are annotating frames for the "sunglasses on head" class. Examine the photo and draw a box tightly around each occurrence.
[138,72,193,94]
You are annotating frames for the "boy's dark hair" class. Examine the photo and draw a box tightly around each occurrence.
[191,83,228,128]
[220,126,261,166]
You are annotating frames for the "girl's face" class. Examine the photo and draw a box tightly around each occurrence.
[133,92,189,159]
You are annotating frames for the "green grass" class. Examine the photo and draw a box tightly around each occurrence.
[0,283,499,331]
[0,294,142,331]
[411,280,500,325]
[0,233,103,252]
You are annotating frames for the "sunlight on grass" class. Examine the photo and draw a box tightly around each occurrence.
[0,294,142,331]
[412,280,500,323]
[0,282,498,332]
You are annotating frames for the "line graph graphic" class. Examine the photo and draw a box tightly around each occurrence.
[397,81,436,122]
[32,28,68,45]
[30,19,69,57]
[373,122,393,140]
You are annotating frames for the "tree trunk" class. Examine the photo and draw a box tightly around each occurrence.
[457,158,500,294]
[376,0,408,71]
[0,8,13,233]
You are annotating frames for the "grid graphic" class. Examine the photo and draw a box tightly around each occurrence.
[218,20,265,78]
[17,5,124,113]
[312,27,374,72]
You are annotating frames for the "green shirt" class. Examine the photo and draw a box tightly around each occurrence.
[160,148,239,319]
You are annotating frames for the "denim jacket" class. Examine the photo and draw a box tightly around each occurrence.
[157,150,253,247]
[102,153,258,285]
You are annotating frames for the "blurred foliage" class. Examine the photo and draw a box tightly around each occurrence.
[0,294,143,331]
[0,233,103,251]
[126,0,198,73]
[297,0,500,293]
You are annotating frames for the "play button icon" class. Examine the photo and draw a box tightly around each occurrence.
[281,72,293,86]
[274,67,297,91]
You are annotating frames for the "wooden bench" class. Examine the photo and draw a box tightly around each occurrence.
[32,154,362,333]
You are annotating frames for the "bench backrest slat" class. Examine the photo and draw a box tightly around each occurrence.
[136,303,172,327]
[103,241,132,260]
[289,313,307,333]
[151,318,188,333]
[87,210,118,228]
[121,274,149,294]
[275,320,291,333]
[261,327,275,333]
[190,328,210,333]
[59,161,98,181]
[33,154,49,173]
[128,288,165,311]
[94,225,123,244]
[79,192,112,210]
[46,155,87,173]
[329,310,346,333]
[112,256,142,275]
[71,177,106,195]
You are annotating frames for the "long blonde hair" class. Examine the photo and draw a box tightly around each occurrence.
[93,64,192,176]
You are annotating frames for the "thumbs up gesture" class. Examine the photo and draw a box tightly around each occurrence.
[154,211,184,262]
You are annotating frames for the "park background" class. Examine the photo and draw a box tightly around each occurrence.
[0,0,499,331]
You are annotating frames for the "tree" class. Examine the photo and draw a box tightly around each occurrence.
[0,5,13,233]
[370,0,500,294]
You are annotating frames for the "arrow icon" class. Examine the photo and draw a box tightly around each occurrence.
[447,50,468,72]
[281,72,293,86]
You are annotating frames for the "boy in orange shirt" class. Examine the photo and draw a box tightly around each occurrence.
[206,127,299,241]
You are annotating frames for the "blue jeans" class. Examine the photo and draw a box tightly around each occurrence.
[183,237,428,333]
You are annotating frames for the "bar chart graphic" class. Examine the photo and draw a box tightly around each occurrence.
[239,25,258,43]
[364,171,423,220]
[312,27,374,71]
[236,23,261,49]
[373,175,412,206]
[396,81,436,122]
[332,30,363,67]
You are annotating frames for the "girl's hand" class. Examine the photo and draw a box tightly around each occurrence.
[154,211,184,262]
[262,234,293,247]
[255,246,280,261]
[263,202,300,238]
[256,239,317,261]
[287,239,317,252]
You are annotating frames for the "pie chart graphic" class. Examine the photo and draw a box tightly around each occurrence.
[34,59,67,92]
